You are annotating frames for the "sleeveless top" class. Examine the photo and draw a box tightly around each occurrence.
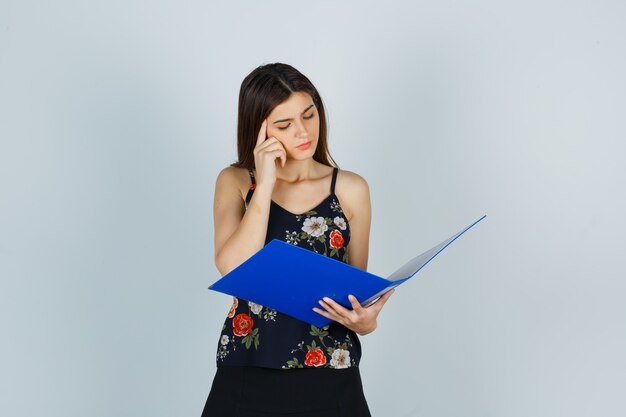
[215,166,362,370]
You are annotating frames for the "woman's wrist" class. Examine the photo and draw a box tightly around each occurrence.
[356,322,377,336]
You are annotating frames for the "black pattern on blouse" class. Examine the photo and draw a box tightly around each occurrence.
[215,166,361,370]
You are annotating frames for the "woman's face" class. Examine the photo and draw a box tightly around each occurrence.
[266,91,319,161]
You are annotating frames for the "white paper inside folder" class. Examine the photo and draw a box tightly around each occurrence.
[387,214,487,282]
[361,214,487,308]
[361,282,404,307]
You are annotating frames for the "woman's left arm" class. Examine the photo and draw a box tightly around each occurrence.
[343,172,371,272]
[312,171,394,336]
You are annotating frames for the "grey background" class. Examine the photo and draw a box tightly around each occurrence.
[1,1,624,416]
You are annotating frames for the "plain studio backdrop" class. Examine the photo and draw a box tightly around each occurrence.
[1,1,624,416]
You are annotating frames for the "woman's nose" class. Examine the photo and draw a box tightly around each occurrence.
[294,120,309,138]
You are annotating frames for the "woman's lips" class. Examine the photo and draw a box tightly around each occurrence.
[296,141,311,150]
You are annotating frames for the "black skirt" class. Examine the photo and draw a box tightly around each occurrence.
[201,365,372,417]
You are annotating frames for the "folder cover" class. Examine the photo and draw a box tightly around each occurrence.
[209,214,486,327]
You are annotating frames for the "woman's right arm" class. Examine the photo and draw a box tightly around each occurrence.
[213,119,287,276]
[213,167,273,276]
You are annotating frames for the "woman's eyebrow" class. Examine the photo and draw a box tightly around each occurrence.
[273,104,315,124]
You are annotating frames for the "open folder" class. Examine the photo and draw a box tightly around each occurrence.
[209,214,486,327]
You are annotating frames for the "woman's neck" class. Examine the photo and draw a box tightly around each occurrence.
[273,159,322,184]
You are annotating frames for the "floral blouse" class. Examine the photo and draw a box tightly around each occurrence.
[215,166,362,370]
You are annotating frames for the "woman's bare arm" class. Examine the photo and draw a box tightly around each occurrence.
[215,118,287,275]
[340,171,371,272]
[213,167,273,276]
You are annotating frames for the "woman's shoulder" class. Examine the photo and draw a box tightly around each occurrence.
[335,168,370,221]
[215,166,252,202]
[335,169,369,193]
[217,165,251,179]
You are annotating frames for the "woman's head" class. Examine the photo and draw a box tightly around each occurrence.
[230,63,337,169]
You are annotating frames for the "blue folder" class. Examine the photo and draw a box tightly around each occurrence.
[209,215,486,327]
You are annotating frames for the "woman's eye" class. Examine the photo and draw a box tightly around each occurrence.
[277,114,314,130]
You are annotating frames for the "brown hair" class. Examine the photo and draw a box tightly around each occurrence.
[229,63,339,170]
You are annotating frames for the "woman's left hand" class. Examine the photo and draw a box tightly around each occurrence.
[312,289,395,336]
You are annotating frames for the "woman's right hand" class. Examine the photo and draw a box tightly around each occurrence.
[253,118,286,187]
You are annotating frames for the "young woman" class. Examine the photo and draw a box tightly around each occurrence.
[201,62,394,417]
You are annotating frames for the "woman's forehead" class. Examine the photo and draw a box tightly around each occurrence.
[270,92,314,116]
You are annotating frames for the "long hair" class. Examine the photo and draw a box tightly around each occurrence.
[230,63,338,169]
